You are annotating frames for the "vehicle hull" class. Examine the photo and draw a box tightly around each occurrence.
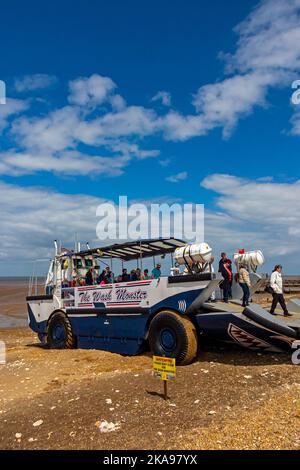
[27,274,218,354]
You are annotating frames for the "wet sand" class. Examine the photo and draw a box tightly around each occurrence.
[0,283,300,450]
[0,280,30,328]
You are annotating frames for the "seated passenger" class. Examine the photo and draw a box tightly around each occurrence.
[104,268,113,284]
[152,263,161,279]
[130,269,138,281]
[136,268,141,280]
[121,268,130,282]
[141,269,150,280]
[97,270,106,284]
[85,268,94,286]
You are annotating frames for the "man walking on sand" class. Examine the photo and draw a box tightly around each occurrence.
[269,265,292,317]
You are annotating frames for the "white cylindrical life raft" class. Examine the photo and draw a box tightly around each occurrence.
[234,250,265,271]
[175,243,213,266]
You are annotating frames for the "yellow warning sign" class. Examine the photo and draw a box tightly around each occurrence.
[153,355,176,380]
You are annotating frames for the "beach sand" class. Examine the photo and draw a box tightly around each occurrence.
[0,282,300,450]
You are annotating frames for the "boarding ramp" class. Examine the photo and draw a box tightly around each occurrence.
[287,298,300,314]
[202,298,300,338]
[242,304,297,338]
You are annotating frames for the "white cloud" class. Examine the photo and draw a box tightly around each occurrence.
[0,150,129,177]
[14,74,57,92]
[227,0,300,73]
[161,0,300,140]
[12,106,80,152]
[166,171,188,183]
[8,101,159,176]
[201,173,300,260]
[68,74,116,106]
[110,94,127,111]
[0,181,111,273]
[12,104,158,152]
[151,91,171,107]
[92,106,158,138]
[158,159,171,167]
[4,0,300,182]
[0,98,29,132]
[109,142,160,160]
[160,112,206,141]
[193,71,285,138]
[1,176,299,275]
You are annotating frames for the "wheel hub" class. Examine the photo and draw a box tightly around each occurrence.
[160,328,176,351]
[52,322,66,342]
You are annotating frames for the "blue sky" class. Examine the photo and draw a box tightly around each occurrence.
[0,0,300,275]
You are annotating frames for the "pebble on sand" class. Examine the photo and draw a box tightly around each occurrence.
[33,419,43,427]
[95,420,120,433]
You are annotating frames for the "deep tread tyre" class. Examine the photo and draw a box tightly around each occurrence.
[47,311,76,349]
[148,310,198,365]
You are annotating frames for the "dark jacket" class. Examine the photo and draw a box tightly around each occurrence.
[221,265,232,283]
[85,271,93,286]
[218,259,225,273]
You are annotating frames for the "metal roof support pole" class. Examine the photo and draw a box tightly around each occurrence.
[140,241,143,272]
[110,251,113,272]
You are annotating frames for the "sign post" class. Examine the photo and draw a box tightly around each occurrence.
[153,356,176,400]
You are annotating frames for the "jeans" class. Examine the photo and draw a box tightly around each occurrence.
[270,293,288,315]
[222,280,230,302]
[239,283,250,306]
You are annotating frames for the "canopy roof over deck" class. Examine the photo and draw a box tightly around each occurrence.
[73,238,186,262]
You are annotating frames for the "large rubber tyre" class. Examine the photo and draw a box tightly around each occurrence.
[47,311,76,349]
[148,311,198,365]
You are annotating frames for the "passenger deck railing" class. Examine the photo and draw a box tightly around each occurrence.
[28,275,45,296]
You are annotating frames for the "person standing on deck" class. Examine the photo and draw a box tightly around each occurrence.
[219,252,233,299]
[221,260,232,303]
[269,265,292,316]
[218,252,227,273]
[238,264,251,307]
[152,263,161,279]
